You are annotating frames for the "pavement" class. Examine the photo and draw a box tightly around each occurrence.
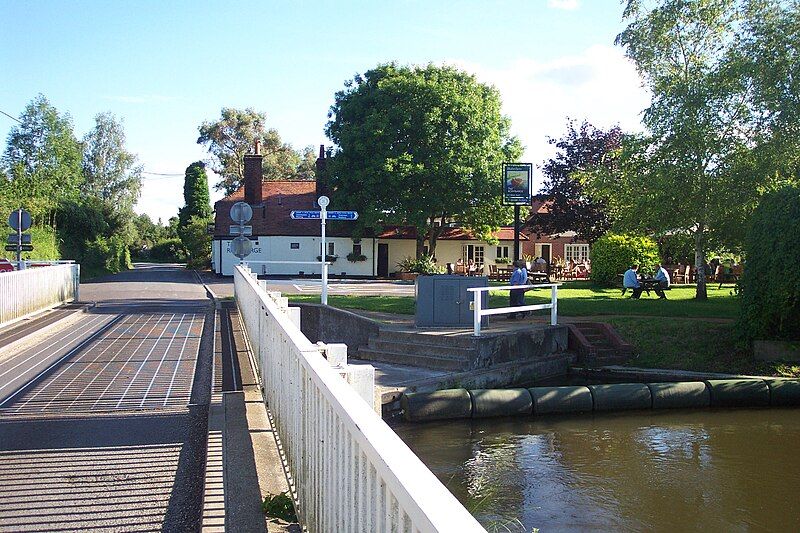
[0,263,213,532]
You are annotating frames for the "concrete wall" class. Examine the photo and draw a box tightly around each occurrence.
[292,302,380,357]
[472,325,569,370]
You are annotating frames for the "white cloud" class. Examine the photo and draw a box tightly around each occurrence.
[547,0,581,10]
[451,44,650,188]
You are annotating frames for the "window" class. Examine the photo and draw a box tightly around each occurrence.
[462,244,485,265]
[290,242,300,250]
[565,244,590,263]
[320,242,335,256]
[352,243,362,256]
[496,246,509,259]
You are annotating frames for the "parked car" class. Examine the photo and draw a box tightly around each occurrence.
[0,259,14,272]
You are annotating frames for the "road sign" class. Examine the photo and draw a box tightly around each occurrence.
[326,211,359,220]
[7,234,32,244]
[289,210,359,220]
[5,244,33,252]
[230,236,253,259]
[317,195,330,208]
[230,202,253,224]
[8,209,32,231]
[290,210,321,220]
[229,225,253,236]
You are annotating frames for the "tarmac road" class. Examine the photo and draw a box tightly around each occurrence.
[0,263,213,532]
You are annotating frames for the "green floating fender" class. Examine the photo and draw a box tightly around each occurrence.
[589,383,652,411]
[470,388,533,418]
[401,389,472,422]
[763,378,800,406]
[704,379,770,407]
[530,386,593,415]
[648,382,710,409]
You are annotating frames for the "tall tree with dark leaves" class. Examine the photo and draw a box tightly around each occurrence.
[326,63,522,257]
[178,161,211,227]
[528,120,621,245]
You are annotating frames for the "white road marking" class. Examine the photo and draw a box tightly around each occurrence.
[138,314,186,408]
[163,316,198,407]
[115,314,177,409]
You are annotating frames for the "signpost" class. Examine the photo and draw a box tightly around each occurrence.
[7,208,33,265]
[229,201,254,261]
[502,163,533,261]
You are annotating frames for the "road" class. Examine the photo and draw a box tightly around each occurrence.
[202,272,416,299]
[0,264,212,532]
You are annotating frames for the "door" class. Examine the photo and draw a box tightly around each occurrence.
[541,244,551,263]
[377,243,389,278]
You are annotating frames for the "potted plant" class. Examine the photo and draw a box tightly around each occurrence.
[346,252,367,262]
[316,254,338,263]
[396,255,444,280]
[495,257,511,265]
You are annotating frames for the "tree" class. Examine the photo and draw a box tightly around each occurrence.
[585,0,787,299]
[325,63,523,257]
[179,215,213,269]
[527,120,621,245]
[82,112,142,211]
[197,107,313,195]
[1,95,83,224]
[178,161,211,227]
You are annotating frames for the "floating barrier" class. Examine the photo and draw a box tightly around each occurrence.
[704,379,770,407]
[589,383,652,411]
[531,386,593,415]
[400,379,800,422]
[648,381,710,409]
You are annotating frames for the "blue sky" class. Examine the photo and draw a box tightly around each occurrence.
[1,0,649,222]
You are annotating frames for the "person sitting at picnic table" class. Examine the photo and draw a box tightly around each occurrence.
[508,260,529,319]
[623,264,643,299]
[654,262,670,299]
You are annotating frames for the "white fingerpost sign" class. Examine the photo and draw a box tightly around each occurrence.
[317,195,330,305]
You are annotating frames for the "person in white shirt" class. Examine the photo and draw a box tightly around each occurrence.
[654,263,670,299]
[623,265,643,299]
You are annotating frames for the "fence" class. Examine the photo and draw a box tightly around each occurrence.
[468,283,560,336]
[0,263,80,328]
[234,265,484,533]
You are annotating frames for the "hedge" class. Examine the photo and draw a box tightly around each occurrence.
[590,233,660,286]
[739,185,800,341]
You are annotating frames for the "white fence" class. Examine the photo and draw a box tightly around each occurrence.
[234,265,484,533]
[0,263,80,328]
[468,283,560,336]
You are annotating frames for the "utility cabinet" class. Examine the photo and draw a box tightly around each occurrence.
[415,275,488,327]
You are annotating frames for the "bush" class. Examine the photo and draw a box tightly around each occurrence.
[396,255,445,275]
[739,185,800,341]
[19,226,60,260]
[149,238,187,262]
[80,235,132,277]
[590,233,660,285]
[179,216,212,269]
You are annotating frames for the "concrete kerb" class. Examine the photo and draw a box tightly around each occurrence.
[0,301,97,356]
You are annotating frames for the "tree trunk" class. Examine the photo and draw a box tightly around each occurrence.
[415,234,426,259]
[694,227,707,300]
[427,220,443,259]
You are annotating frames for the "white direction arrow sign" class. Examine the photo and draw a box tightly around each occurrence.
[289,210,359,220]
[229,225,253,236]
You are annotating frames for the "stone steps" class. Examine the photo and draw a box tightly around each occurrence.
[368,339,474,360]
[375,330,476,349]
[355,329,477,371]
[356,348,469,372]
[569,322,634,366]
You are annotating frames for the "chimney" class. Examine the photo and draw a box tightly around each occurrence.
[244,140,263,204]
[315,144,328,198]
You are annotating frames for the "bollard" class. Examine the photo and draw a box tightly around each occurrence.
[648,382,710,409]
[530,386,593,415]
[401,389,472,422]
[470,388,532,418]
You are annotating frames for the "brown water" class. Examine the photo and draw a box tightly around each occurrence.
[395,409,800,532]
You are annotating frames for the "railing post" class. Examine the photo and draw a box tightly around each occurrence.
[551,284,558,326]
[472,290,481,336]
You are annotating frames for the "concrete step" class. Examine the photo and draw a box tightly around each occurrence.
[377,329,475,349]
[356,348,469,372]
[368,339,474,360]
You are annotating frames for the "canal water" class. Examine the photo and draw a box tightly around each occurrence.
[395,409,800,531]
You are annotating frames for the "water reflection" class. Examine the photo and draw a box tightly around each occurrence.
[395,409,800,531]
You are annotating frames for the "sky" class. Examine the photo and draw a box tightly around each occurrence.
[0,0,650,223]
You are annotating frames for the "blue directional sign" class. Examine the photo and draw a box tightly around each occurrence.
[290,210,359,220]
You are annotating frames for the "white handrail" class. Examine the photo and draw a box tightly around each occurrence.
[234,265,485,532]
[0,263,80,328]
[467,283,560,336]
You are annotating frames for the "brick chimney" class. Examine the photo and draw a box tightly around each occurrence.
[243,140,263,204]
[315,144,328,198]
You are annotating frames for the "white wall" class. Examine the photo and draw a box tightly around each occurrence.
[378,239,417,275]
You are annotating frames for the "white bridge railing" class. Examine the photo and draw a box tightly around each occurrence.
[0,263,80,328]
[468,283,560,336]
[234,265,484,533]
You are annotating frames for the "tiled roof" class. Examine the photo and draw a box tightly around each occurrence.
[375,225,527,241]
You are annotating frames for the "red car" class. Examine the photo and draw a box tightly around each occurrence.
[0,259,14,272]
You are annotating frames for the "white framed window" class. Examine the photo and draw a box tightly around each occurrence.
[462,244,485,265]
[290,242,300,250]
[496,245,509,259]
[565,244,590,263]
[319,242,335,256]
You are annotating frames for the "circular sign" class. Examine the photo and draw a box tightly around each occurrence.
[8,209,32,231]
[230,202,253,224]
[317,195,330,208]
[231,236,253,259]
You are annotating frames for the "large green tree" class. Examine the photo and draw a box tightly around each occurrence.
[197,107,315,195]
[178,161,211,227]
[82,112,142,210]
[1,95,83,224]
[325,63,523,257]
[585,0,790,299]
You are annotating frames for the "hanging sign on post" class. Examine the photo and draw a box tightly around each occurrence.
[501,163,532,205]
